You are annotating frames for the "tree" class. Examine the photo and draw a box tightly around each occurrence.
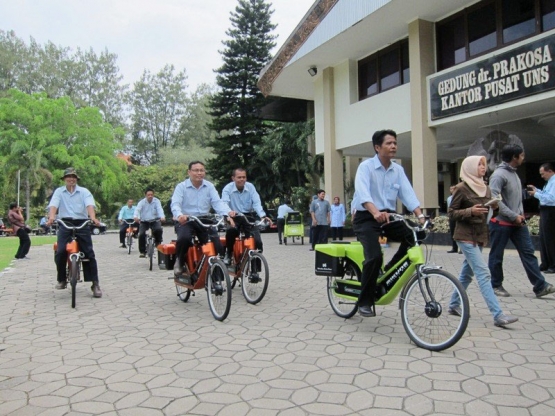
[0,30,128,127]
[255,120,315,204]
[0,89,127,217]
[128,64,189,165]
[207,0,276,189]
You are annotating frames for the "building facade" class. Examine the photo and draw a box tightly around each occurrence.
[259,0,555,213]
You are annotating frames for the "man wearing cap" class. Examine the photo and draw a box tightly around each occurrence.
[47,168,102,298]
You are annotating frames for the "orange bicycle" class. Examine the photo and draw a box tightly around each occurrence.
[225,214,269,304]
[123,219,137,255]
[53,219,90,308]
[159,215,231,321]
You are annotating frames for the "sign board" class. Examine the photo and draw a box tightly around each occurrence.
[430,34,555,120]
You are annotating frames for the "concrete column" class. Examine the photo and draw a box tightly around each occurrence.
[408,19,439,213]
[322,67,344,203]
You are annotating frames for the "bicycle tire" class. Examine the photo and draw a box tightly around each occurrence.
[401,269,469,351]
[241,252,269,304]
[176,285,191,302]
[327,260,360,319]
[206,258,232,321]
[70,256,79,309]
[148,238,154,271]
[127,233,132,255]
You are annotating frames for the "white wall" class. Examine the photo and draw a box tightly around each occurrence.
[314,61,412,155]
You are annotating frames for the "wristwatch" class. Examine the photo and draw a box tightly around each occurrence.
[417,214,425,219]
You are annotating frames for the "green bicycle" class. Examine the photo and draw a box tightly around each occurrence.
[315,214,470,351]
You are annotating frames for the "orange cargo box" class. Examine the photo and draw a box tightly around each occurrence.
[158,242,176,255]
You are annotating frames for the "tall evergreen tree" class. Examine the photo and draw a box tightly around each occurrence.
[207,0,276,188]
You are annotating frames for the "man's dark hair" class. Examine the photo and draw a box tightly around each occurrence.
[188,160,205,170]
[145,188,154,194]
[284,199,291,205]
[9,202,17,210]
[540,162,554,172]
[317,189,325,195]
[372,129,397,153]
[232,167,246,177]
[500,144,524,163]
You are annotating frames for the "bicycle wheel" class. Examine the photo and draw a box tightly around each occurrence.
[69,257,79,309]
[148,238,154,271]
[241,252,269,304]
[127,233,132,255]
[327,260,360,319]
[401,269,469,351]
[206,258,232,321]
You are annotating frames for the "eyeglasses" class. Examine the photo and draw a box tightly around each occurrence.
[189,169,206,173]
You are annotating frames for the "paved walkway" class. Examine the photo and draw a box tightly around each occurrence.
[1,230,555,415]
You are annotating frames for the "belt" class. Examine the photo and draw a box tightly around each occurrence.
[540,206,555,210]
[490,218,516,226]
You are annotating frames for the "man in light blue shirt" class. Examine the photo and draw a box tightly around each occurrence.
[277,200,295,245]
[171,161,236,276]
[118,199,138,248]
[221,168,270,264]
[134,189,166,258]
[352,130,424,318]
[47,167,102,298]
[528,162,555,273]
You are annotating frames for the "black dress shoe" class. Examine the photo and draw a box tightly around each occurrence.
[358,305,376,317]
[545,269,555,274]
[447,250,457,253]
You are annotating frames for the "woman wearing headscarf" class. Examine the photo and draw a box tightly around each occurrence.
[448,155,518,327]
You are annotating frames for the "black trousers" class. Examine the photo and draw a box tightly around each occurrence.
[539,206,555,270]
[119,221,139,244]
[15,228,31,259]
[312,225,329,249]
[175,222,224,266]
[448,218,458,251]
[331,226,344,240]
[277,218,285,243]
[353,211,409,308]
[138,221,163,253]
[225,215,263,255]
[56,223,98,283]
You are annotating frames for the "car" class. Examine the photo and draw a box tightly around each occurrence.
[90,222,107,235]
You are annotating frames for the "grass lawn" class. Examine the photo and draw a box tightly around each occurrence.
[0,236,57,272]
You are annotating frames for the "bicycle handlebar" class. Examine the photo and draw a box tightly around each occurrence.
[140,218,161,224]
[187,215,225,228]
[123,219,137,224]
[56,219,91,230]
[233,212,270,230]
[388,214,432,231]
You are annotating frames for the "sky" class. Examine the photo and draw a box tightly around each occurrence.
[0,0,315,90]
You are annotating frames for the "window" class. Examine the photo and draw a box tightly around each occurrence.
[542,0,555,30]
[502,0,536,43]
[436,0,555,70]
[358,40,409,100]
[468,2,497,56]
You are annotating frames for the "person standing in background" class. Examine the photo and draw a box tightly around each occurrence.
[446,185,459,253]
[8,202,31,260]
[527,162,555,274]
[330,196,346,240]
[276,199,295,245]
[310,189,331,251]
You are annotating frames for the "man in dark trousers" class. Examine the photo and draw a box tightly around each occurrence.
[527,162,555,274]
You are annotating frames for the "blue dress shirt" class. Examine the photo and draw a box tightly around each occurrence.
[134,197,164,221]
[118,205,137,220]
[221,181,265,217]
[534,175,555,206]
[330,204,346,227]
[277,204,295,218]
[171,178,231,218]
[352,155,420,212]
[48,185,95,219]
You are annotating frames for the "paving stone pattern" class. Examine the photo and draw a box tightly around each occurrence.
[1,230,555,415]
